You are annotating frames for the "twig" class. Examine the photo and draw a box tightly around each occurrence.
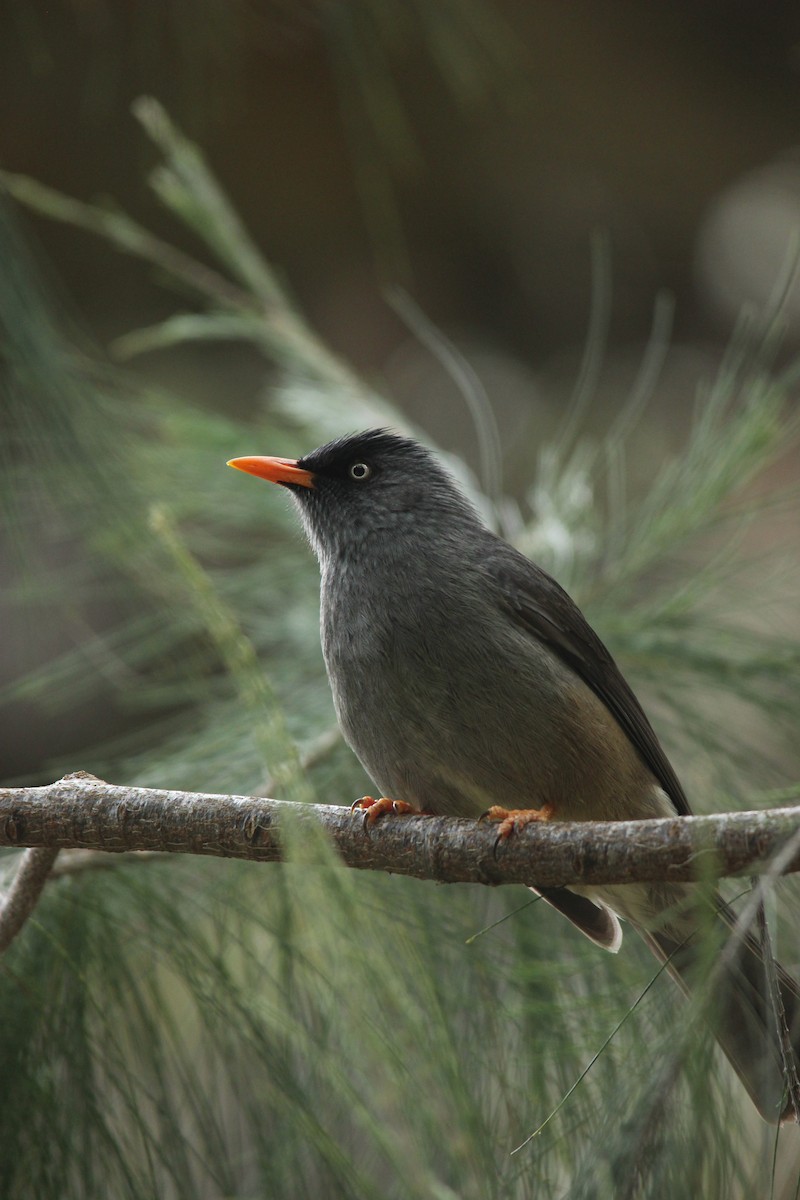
[1,775,800,888]
[48,849,164,878]
[44,730,345,879]
[0,847,59,953]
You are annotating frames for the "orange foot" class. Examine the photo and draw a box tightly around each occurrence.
[351,795,419,827]
[480,803,556,841]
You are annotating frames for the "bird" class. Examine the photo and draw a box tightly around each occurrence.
[229,427,800,1124]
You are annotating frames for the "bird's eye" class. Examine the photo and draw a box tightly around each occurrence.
[349,462,371,481]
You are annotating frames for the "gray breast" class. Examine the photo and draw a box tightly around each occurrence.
[319,554,641,818]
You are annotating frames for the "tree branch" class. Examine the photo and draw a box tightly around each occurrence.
[0,847,60,953]
[1,775,800,888]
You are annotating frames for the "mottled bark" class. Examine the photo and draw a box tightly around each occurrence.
[1,773,799,888]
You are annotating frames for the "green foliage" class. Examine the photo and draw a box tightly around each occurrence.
[2,103,800,1197]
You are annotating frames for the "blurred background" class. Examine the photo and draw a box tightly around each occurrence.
[4,0,800,780]
[3,0,800,779]
[3,3,800,1197]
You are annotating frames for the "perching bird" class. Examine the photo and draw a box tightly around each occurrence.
[229,428,800,1123]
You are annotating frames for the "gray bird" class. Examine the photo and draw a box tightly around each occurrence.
[229,428,800,1123]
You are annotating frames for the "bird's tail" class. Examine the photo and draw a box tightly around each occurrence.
[645,905,800,1124]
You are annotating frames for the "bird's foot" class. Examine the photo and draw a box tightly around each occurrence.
[351,795,419,827]
[480,803,556,841]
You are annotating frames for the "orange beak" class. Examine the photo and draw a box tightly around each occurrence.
[227,455,315,489]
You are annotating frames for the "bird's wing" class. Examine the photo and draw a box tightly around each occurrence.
[489,548,691,816]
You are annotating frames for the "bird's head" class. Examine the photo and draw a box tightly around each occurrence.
[228,429,480,564]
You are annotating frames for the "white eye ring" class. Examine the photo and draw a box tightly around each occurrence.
[349,462,371,481]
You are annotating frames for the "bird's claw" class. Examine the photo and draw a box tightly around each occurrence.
[351,795,417,829]
[479,804,556,858]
